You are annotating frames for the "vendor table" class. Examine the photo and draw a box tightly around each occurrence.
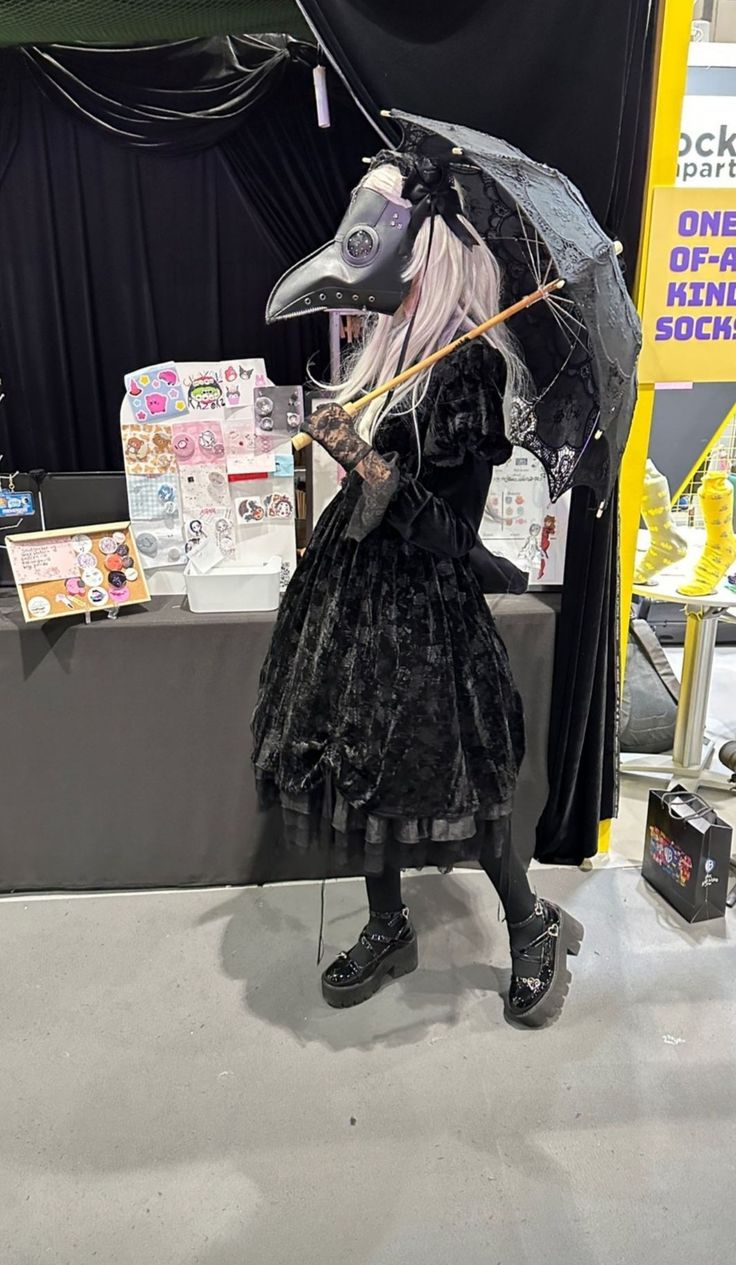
[0,590,558,892]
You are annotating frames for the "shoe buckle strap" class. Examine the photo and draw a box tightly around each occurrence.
[516,920,559,961]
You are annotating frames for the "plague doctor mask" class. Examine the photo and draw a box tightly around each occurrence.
[265,150,474,323]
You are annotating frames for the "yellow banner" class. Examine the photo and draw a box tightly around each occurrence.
[639,186,736,383]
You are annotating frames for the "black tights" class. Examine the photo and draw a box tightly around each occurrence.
[365,827,537,931]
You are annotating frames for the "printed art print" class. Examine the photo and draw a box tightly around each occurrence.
[121,421,177,476]
[220,358,268,408]
[178,362,226,414]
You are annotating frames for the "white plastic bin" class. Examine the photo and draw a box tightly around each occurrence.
[185,556,281,613]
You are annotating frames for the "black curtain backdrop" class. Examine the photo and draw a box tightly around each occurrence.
[299,0,654,260]
[0,14,657,864]
[0,37,375,471]
[298,0,657,862]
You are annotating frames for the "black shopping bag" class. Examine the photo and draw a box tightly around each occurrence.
[642,785,733,923]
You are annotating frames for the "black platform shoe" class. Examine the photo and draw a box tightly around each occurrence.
[506,899,584,1028]
[321,907,418,1008]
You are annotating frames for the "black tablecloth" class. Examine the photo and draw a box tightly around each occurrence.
[0,590,558,891]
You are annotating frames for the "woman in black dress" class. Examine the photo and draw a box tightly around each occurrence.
[252,153,583,1026]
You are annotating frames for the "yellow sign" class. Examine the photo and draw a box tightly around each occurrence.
[639,185,736,383]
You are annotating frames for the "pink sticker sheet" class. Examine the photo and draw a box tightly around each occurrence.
[124,362,187,422]
[171,419,226,468]
[224,407,256,476]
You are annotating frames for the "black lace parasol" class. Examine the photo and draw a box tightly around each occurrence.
[392,110,642,505]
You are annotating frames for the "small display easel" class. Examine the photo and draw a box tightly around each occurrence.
[7,521,151,623]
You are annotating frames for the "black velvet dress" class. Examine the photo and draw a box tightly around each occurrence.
[252,340,525,874]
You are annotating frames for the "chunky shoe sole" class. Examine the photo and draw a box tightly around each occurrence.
[506,908,584,1029]
[321,934,418,1009]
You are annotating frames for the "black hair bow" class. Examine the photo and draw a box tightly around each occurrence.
[403,157,476,249]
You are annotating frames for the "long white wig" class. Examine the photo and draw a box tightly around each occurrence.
[332,163,532,444]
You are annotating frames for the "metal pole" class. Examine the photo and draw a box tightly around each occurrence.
[329,312,341,384]
[673,608,720,769]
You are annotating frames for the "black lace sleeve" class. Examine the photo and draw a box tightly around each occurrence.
[424,339,512,468]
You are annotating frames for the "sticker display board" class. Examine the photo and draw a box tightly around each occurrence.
[479,449,570,587]
[121,357,296,587]
[8,521,150,622]
[639,186,736,384]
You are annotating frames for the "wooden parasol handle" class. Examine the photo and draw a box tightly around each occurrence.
[292,277,564,451]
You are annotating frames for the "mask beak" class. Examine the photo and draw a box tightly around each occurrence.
[265,185,415,323]
[265,241,344,323]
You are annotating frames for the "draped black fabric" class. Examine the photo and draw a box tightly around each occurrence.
[534,490,619,863]
[221,67,375,266]
[299,0,655,257]
[536,7,654,862]
[0,40,375,471]
[0,45,21,187]
[21,36,294,150]
[298,0,658,863]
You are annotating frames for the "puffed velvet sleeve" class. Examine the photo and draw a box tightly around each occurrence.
[422,339,511,468]
[381,341,512,559]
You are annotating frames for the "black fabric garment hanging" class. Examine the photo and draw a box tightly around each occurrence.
[535,489,619,862]
[252,342,525,876]
[535,4,653,859]
[0,45,375,472]
[298,0,658,864]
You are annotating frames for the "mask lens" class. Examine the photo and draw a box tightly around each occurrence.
[345,227,377,261]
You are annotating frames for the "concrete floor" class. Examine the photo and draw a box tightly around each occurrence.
[2,867,735,1265]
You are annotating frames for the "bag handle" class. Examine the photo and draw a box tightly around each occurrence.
[661,788,715,824]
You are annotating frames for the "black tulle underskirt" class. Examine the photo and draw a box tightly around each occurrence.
[255,768,511,875]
